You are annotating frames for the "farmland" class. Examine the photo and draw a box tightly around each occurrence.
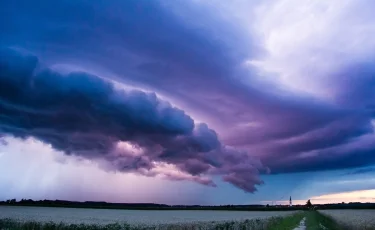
[1,206,375,229]
[0,206,303,229]
[319,209,375,229]
[0,206,298,225]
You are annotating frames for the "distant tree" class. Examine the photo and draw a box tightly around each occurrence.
[5,199,16,204]
[306,199,312,208]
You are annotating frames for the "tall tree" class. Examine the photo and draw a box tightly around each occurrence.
[306,199,312,208]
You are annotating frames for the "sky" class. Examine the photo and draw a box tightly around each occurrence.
[1,0,375,205]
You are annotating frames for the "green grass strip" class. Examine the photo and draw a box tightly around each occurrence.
[305,211,343,230]
[266,211,305,230]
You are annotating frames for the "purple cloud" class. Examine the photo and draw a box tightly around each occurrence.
[0,48,266,192]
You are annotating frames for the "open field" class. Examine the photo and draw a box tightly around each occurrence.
[0,214,305,230]
[0,206,306,229]
[0,206,298,226]
[319,209,375,229]
[3,206,374,229]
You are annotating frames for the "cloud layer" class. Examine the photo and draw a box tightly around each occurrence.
[1,0,375,197]
[0,48,265,192]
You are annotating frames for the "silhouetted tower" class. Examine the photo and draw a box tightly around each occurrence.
[289,196,292,207]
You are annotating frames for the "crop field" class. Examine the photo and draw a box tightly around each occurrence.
[0,206,297,225]
[3,206,375,229]
[319,209,375,229]
[0,206,303,230]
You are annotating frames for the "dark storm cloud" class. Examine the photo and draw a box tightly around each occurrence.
[1,0,375,176]
[0,48,266,192]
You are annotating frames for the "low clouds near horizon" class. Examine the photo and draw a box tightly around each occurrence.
[1,0,375,202]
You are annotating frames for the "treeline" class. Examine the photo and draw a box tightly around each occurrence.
[1,199,374,211]
[317,202,375,210]
[0,199,303,211]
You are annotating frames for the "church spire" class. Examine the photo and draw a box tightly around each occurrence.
[289,196,292,207]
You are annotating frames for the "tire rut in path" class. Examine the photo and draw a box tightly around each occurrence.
[293,217,306,230]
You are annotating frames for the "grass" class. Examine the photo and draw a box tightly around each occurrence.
[265,211,305,230]
[0,213,305,230]
[305,211,343,230]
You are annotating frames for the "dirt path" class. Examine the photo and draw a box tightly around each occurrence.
[293,217,306,230]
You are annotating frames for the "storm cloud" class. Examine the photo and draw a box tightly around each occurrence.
[1,0,375,194]
[0,48,266,192]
